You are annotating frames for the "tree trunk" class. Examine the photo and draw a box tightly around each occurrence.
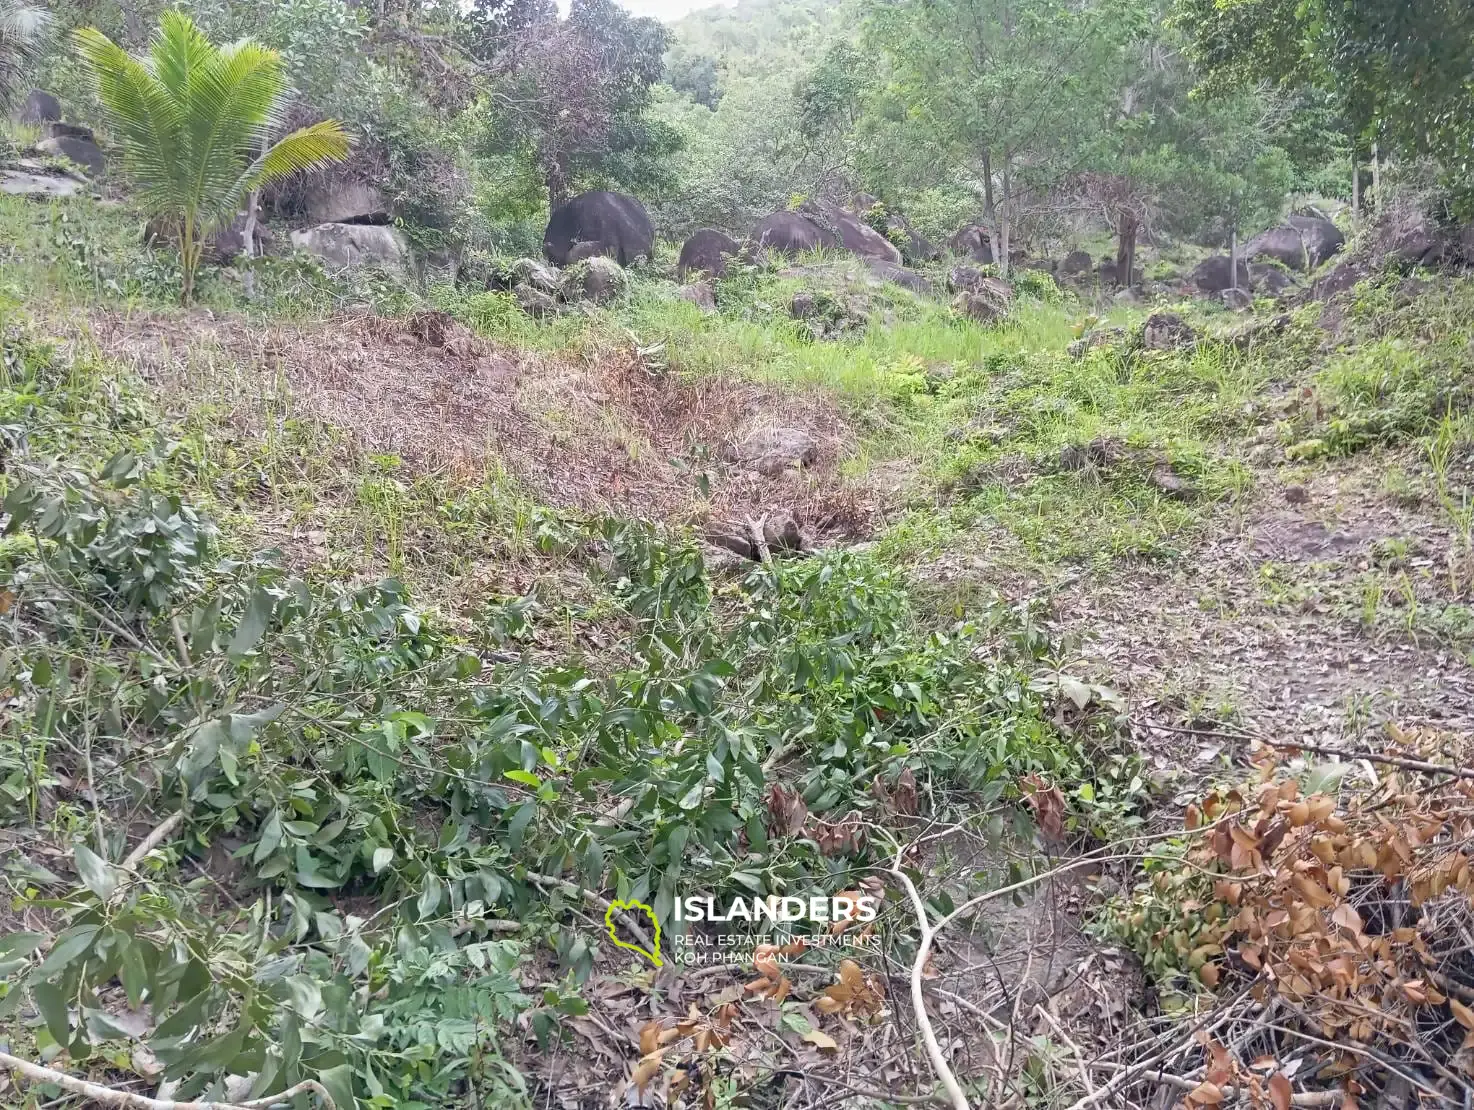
[981,149,995,221]
[241,191,259,300]
[1371,141,1380,208]
[997,157,1012,279]
[1352,154,1360,219]
[180,212,198,306]
[543,151,570,212]
[1115,211,1138,289]
[241,136,264,300]
[1229,228,1238,294]
[980,149,999,265]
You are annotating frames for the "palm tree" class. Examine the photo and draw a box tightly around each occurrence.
[0,1,50,114]
[74,11,352,305]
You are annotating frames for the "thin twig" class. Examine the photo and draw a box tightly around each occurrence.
[122,811,185,871]
[1034,1005,1096,1099]
[1267,740,1474,782]
[0,1052,335,1110]
[525,871,654,951]
[170,615,192,667]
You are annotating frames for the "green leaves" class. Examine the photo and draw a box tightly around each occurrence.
[74,844,120,900]
[227,587,275,658]
[73,11,351,303]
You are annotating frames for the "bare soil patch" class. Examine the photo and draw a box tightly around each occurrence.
[82,309,879,542]
[1047,449,1474,770]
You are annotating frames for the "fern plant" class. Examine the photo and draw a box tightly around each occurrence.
[74,11,352,304]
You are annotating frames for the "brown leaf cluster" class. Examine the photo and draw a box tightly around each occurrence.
[814,958,885,1018]
[1178,753,1474,1075]
[765,784,867,855]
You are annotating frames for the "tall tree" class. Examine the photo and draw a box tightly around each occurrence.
[478,0,682,209]
[1173,0,1474,198]
[861,0,1150,275]
[1071,36,1295,281]
[75,10,351,304]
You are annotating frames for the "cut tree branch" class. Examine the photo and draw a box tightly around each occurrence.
[0,1053,334,1110]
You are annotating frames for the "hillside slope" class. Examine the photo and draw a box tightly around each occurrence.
[3,186,1474,1108]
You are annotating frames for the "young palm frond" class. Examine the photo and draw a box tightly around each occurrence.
[74,10,351,304]
[0,1,51,113]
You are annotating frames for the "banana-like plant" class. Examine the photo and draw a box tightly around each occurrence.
[74,11,352,304]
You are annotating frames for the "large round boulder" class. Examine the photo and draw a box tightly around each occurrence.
[677,228,741,281]
[949,225,994,263]
[0,166,84,198]
[37,135,105,177]
[544,191,654,267]
[1247,215,1344,272]
[305,178,389,225]
[797,198,901,263]
[1190,255,1251,294]
[1059,250,1093,277]
[18,89,61,125]
[752,210,838,257]
[291,223,409,274]
[561,255,627,304]
[951,275,1013,322]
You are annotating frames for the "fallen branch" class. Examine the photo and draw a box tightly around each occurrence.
[526,871,655,950]
[890,841,1179,1110]
[890,849,970,1110]
[1266,739,1474,783]
[122,811,185,871]
[0,1052,334,1110]
[747,515,772,565]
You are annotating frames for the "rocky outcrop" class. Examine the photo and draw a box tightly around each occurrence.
[18,89,60,124]
[678,281,716,311]
[1059,250,1093,277]
[0,161,84,198]
[510,257,561,295]
[951,277,1013,323]
[677,228,740,280]
[514,284,559,318]
[947,265,997,295]
[37,135,105,177]
[734,425,818,477]
[1249,262,1295,297]
[752,210,838,257]
[1190,255,1251,294]
[865,260,931,294]
[888,213,938,263]
[1140,312,1194,351]
[1246,215,1344,272]
[291,223,409,273]
[561,255,627,304]
[949,225,994,263]
[544,191,654,267]
[789,289,872,341]
[305,179,388,225]
[1099,258,1143,287]
[797,198,902,264]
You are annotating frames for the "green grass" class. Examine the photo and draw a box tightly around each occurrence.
[0,193,413,318]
